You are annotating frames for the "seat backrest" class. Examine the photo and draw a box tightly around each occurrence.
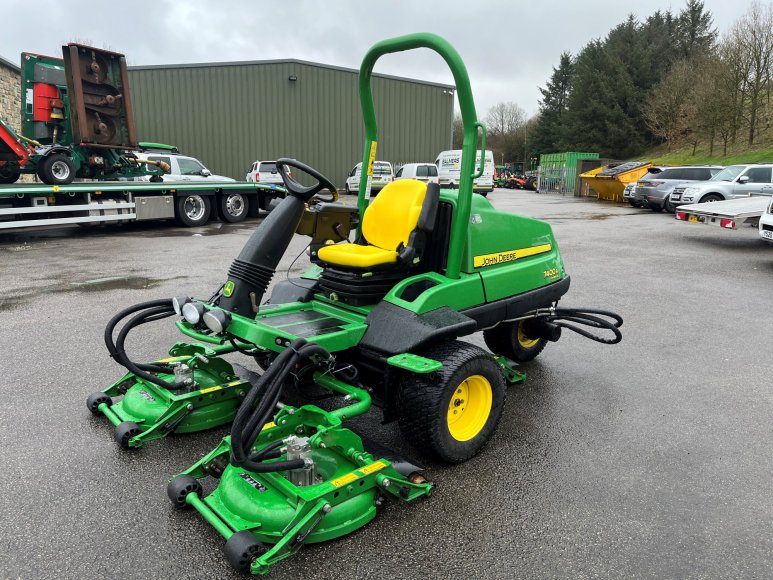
[362,179,428,250]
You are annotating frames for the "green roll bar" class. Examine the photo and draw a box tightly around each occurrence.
[357,33,484,280]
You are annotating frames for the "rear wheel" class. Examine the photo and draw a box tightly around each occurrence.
[483,319,547,362]
[38,154,75,185]
[219,192,248,223]
[398,340,506,463]
[175,193,211,227]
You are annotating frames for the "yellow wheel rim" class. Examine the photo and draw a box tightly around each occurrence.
[517,321,540,349]
[446,375,492,441]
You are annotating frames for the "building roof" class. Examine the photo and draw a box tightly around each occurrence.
[128,57,455,90]
[0,54,20,72]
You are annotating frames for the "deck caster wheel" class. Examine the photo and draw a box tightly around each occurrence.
[167,474,203,508]
[86,392,111,414]
[224,530,266,573]
[114,421,141,449]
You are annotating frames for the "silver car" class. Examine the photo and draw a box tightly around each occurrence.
[634,166,723,212]
[671,164,773,207]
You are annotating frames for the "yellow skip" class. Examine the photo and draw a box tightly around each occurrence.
[473,243,552,268]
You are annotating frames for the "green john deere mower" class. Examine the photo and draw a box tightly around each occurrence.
[88,33,622,575]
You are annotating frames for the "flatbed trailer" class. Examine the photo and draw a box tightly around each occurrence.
[675,196,770,230]
[0,181,285,231]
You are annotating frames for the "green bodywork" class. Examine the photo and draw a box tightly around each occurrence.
[176,374,432,575]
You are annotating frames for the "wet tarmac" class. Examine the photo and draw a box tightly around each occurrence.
[0,189,770,579]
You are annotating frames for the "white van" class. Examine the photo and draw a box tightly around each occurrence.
[395,163,439,184]
[435,149,495,195]
[344,161,394,195]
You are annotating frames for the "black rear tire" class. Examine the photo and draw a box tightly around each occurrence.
[219,192,248,223]
[398,340,506,463]
[38,154,75,185]
[483,319,548,362]
[175,194,211,226]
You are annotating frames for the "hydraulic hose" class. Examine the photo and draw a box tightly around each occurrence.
[540,307,623,344]
[104,299,182,390]
[230,338,331,473]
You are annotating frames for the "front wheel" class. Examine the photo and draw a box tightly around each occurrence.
[0,169,20,184]
[398,340,506,463]
[219,192,248,223]
[663,197,675,213]
[701,193,723,203]
[38,154,75,185]
[483,319,547,362]
[175,194,211,227]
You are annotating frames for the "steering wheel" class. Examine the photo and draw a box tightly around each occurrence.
[276,158,338,203]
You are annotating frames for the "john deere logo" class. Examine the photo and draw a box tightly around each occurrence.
[223,280,235,297]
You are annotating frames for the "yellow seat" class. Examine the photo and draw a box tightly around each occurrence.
[316,244,398,268]
[318,179,430,269]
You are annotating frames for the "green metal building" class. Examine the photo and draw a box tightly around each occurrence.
[127,59,455,185]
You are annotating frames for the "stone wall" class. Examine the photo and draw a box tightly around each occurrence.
[0,57,21,132]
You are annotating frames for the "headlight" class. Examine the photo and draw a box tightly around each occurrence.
[203,309,231,334]
[181,302,205,324]
[172,295,191,316]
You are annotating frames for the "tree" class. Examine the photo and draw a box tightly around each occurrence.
[675,0,716,59]
[641,59,696,149]
[451,114,463,149]
[531,52,574,154]
[730,1,773,145]
[485,102,525,137]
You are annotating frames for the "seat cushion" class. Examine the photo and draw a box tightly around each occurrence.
[362,180,427,251]
[317,243,398,268]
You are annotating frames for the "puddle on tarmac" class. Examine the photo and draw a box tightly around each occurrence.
[0,275,185,312]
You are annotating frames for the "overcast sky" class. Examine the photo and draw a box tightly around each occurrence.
[1,0,750,118]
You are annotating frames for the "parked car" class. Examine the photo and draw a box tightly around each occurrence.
[246,160,284,185]
[670,163,773,207]
[623,182,642,207]
[435,149,495,195]
[634,165,723,212]
[759,197,773,244]
[344,161,394,195]
[395,163,439,184]
[134,153,235,182]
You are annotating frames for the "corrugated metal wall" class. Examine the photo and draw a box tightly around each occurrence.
[128,61,454,186]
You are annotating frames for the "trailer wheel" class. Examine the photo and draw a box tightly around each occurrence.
[219,192,248,223]
[0,169,20,184]
[398,340,506,463]
[38,154,75,185]
[175,194,211,227]
[483,319,547,362]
